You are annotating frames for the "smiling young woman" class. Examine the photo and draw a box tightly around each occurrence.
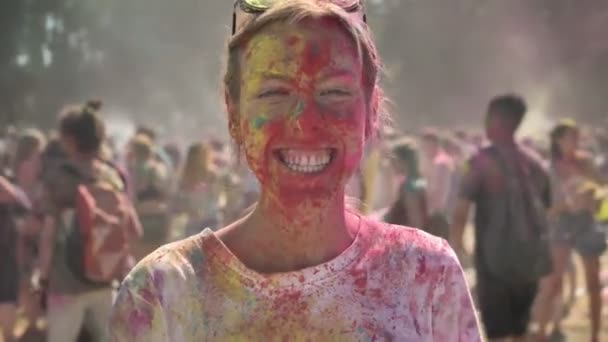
[109,1,481,340]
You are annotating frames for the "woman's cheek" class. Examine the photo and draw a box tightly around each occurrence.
[332,117,366,172]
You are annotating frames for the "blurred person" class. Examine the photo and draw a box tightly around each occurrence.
[12,129,47,332]
[173,142,225,236]
[36,100,141,342]
[110,1,481,340]
[0,173,31,342]
[420,128,454,240]
[441,134,467,222]
[534,119,606,342]
[597,131,608,179]
[451,94,552,342]
[163,142,182,171]
[383,138,428,229]
[135,125,174,172]
[128,134,170,260]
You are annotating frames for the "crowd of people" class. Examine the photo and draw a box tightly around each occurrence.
[0,101,262,342]
[1,99,606,341]
[1,0,608,341]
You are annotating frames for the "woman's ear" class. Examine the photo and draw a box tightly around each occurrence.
[225,90,241,145]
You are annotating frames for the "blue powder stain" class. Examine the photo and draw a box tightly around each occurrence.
[252,115,271,129]
[190,248,206,267]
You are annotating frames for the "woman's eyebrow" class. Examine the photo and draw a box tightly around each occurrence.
[317,69,357,83]
[257,72,295,83]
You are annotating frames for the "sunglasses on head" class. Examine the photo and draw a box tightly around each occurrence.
[232,0,367,35]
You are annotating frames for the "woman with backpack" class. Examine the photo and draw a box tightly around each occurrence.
[110,1,480,340]
[37,100,141,342]
[534,119,607,342]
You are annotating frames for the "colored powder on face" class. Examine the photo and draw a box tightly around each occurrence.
[253,115,272,129]
[291,101,305,120]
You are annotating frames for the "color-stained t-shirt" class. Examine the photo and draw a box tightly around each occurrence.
[109,217,481,341]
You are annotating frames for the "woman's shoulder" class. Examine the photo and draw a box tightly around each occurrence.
[122,231,215,291]
[362,217,459,267]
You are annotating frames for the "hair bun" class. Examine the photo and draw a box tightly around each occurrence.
[85,99,103,112]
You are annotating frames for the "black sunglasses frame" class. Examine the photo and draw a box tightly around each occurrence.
[231,0,367,35]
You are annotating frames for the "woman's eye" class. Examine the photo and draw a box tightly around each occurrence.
[257,88,290,98]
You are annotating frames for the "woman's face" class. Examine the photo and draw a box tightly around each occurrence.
[558,128,579,157]
[232,19,367,202]
[18,148,42,186]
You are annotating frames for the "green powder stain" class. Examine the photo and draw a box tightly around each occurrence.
[252,115,271,129]
[291,101,305,120]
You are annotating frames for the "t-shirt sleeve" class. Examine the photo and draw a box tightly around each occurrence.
[431,242,482,341]
[109,265,168,342]
[459,156,482,202]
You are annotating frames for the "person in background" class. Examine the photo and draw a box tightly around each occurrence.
[128,134,170,260]
[163,142,182,172]
[174,142,225,236]
[383,138,428,230]
[451,94,552,342]
[0,173,31,342]
[420,128,454,239]
[441,134,467,223]
[36,100,139,342]
[534,119,606,342]
[12,129,47,333]
[110,1,480,340]
[135,125,174,173]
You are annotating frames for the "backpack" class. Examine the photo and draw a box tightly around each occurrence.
[481,147,552,284]
[66,162,138,285]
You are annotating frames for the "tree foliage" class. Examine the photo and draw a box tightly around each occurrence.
[0,0,606,133]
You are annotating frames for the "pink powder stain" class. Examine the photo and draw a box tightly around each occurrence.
[152,270,165,304]
[127,308,153,337]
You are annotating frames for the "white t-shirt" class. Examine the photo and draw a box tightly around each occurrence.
[110,216,481,341]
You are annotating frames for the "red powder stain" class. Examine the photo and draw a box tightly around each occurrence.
[415,255,427,280]
[298,274,306,283]
[140,287,155,304]
[348,268,367,294]
[286,35,300,46]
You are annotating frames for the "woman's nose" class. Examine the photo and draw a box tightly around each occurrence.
[289,98,323,134]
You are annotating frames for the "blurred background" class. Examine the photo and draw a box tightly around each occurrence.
[1,2,608,341]
[1,0,607,140]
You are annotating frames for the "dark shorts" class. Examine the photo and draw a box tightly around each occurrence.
[476,269,538,339]
[0,259,18,304]
[553,213,607,257]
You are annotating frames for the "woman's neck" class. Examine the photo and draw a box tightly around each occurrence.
[224,188,357,273]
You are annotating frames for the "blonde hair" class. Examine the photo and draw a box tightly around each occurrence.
[129,134,153,161]
[179,142,213,190]
[223,0,386,138]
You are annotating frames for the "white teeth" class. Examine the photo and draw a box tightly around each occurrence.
[278,149,333,174]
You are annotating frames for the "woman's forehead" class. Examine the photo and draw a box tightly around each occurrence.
[242,19,360,76]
